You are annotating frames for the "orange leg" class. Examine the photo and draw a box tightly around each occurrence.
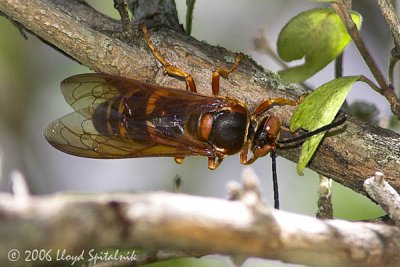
[240,143,275,165]
[211,53,243,95]
[208,157,224,170]
[140,23,197,92]
[174,156,184,164]
[241,154,258,165]
[240,144,258,165]
[253,98,299,115]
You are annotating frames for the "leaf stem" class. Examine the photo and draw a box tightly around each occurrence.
[358,75,382,93]
[335,52,343,79]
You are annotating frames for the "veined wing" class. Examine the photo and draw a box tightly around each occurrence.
[61,73,228,116]
[46,73,238,158]
[45,109,215,159]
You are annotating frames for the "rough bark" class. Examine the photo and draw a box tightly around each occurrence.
[1,1,400,266]
[1,0,398,197]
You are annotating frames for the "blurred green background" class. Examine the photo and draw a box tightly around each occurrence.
[0,1,391,266]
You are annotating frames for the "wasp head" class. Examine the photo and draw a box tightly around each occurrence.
[250,115,281,158]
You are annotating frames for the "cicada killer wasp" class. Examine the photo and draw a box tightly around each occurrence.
[45,24,346,209]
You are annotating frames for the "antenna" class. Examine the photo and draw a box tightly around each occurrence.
[271,114,347,209]
[278,115,347,145]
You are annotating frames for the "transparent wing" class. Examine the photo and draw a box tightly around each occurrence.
[60,73,225,114]
[46,73,235,158]
[45,109,214,158]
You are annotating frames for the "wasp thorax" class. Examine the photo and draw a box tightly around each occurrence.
[210,110,247,149]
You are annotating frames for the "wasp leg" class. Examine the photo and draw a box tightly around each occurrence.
[240,143,250,164]
[211,53,243,96]
[240,143,275,165]
[208,157,224,170]
[140,23,197,92]
[175,156,185,164]
[240,151,258,165]
[240,143,260,165]
[252,97,300,115]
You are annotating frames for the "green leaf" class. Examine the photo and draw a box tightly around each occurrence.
[290,76,360,174]
[277,8,362,83]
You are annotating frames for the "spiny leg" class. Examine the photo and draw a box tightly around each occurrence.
[140,23,197,92]
[211,53,243,96]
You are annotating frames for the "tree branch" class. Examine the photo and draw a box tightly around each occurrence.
[0,191,399,267]
[127,0,182,30]
[0,0,399,202]
[364,172,400,226]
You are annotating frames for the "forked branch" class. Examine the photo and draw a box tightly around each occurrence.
[331,0,400,116]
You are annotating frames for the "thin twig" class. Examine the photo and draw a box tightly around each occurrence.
[377,0,400,58]
[316,175,333,219]
[377,0,400,89]
[332,0,399,115]
[253,29,312,91]
[254,29,289,70]
[10,170,30,198]
[113,0,134,39]
[388,56,398,87]
[364,172,400,226]
[127,0,182,30]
